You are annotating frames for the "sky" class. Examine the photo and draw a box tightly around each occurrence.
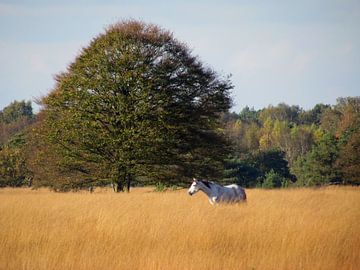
[0,0,359,112]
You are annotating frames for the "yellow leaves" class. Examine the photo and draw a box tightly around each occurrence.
[259,118,273,151]
[233,119,242,131]
[313,127,325,143]
[259,134,271,151]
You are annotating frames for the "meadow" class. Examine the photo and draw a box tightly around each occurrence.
[0,187,359,270]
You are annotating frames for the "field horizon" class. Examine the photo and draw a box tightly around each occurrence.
[0,187,359,270]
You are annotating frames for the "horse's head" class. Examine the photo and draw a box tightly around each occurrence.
[188,178,200,196]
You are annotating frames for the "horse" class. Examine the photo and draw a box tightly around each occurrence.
[188,178,246,205]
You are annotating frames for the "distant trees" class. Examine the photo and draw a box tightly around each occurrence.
[224,149,292,188]
[0,135,28,187]
[292,133,340,186]
[0,100,33,124]
[299,103,330,125]
[223,97,360,187]
[0,100,33,145]
[0,101,33,187]
[258,103,302,124]
[39,20,232,192]
[290,98,360,186]
[337,130,360,185]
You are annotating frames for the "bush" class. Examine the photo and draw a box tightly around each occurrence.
[154,182,167,192]
[262,170,283,189]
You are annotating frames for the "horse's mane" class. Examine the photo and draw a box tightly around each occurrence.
[200,180,212,189]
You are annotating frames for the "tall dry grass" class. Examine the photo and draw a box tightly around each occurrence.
[0,187,359,270]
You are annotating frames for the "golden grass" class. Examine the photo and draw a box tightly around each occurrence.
[0,187,359,270]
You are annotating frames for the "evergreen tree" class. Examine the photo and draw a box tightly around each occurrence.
[292,133,339,186]
[224,149,293,188]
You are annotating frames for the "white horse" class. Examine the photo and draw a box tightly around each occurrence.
[188,178,246,205]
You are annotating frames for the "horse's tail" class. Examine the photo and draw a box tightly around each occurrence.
[240,187,247,201]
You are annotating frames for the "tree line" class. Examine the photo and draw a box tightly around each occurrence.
[0,20,359,191]
[222,98,359,188]
[1,97,358,190]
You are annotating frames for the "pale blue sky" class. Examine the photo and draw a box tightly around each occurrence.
[0,0,359,112]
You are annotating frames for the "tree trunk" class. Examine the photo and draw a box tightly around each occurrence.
[112,179,124,192]
[126,173,132,193]
[27,177,33,188]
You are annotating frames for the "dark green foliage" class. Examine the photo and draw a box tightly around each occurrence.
[299,103,330,125]
[238,106,260,124]
[223,157,260,187]
[40,20,232,191]
[221,112,240,123]
[262,169,284,189]
[253,149,292,179]
[292,133,340,186]
[224,149,293,188]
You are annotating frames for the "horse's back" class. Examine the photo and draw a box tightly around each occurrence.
[225,184,246,201]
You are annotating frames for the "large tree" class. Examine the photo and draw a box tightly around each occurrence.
[40,20,232,191]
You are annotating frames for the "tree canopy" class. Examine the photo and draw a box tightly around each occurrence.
[39,20,232,191]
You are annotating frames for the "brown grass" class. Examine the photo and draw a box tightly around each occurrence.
[0,187,359,270]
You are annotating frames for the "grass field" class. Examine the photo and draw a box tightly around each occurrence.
[0,187,359,270]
